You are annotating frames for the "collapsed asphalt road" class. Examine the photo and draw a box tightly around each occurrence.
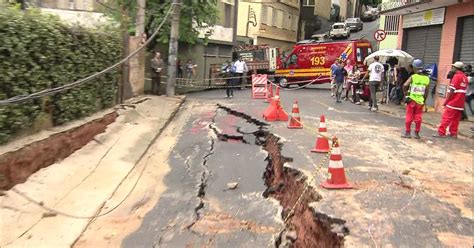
[123,103,349,247]
[123,86,472,247]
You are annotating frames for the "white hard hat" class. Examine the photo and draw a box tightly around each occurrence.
[451,61,464,69]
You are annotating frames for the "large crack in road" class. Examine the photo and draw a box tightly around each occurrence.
[211,104,349,247]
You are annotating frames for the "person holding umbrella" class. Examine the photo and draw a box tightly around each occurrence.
[401,59,430,139]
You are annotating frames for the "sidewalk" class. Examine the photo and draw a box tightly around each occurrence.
[377,102,474,138]
[0,95,185,247]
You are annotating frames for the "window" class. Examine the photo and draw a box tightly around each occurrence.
[261,5,268,24]
[384,16,400,35]
[219,45,232,58]
[356,47,372,62]
[302,0,315,6]
[356,48,362,62]
[205,44,218,57]
[272,7,277,26]
[224,3,232,27]
[276,9,284,28]
[267,7,273,26]
[292,14,298,31]
[284,12,291,30]
[289,54,298,65]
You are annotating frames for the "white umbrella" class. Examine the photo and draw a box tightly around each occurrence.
[364,49,414,67]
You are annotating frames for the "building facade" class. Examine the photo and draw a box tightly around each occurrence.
[381,0,474,113]
[315,0,331,20]
[237,0,300,51]
[338,0,359,21]
[186,0,236,82]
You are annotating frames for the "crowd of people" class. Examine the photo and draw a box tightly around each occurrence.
[329,55,473,139]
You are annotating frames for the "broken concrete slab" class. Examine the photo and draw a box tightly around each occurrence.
[0,95,185,247]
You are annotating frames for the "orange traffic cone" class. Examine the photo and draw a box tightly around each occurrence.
[263,86,289,122]
[288,100,303,129]
[311,115,329,153]
[265,83,273,103]
[320,137,353,189]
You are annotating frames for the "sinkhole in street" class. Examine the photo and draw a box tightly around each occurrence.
[211,104,349,247]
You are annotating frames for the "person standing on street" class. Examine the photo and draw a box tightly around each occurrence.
[176,59,183,79]
[234,56,248,89]
[334,63,348,103]
[223,61,236,98]
[330,59,340,98]
[150,51,164,95]
[186,59,197,81]
[433,61,469,138]
[363,56,385,111]
[343,59,354,101]
[401,59,430,139]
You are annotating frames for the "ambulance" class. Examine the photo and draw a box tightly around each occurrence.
[275,39,373,87]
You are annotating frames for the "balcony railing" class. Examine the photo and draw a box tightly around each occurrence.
[380,0,430,12]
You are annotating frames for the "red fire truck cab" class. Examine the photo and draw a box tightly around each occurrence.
[275,39,373,87]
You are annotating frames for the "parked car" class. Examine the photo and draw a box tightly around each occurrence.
[369,7,380,18]
[345,18,363,32]
[310,33,331,42]
[361,10,375,22]
[329,23,350,39]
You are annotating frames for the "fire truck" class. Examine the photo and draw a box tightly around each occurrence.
[275,39,374,87]
[232,44,278,74]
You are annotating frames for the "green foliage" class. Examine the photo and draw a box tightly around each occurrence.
[0,6,121,144]
[361,0,382,6]
[103,0,219,45]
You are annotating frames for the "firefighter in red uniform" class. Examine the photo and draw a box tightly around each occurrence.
[434,61,468,138]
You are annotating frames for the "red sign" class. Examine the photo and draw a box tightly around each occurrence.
[374,29,387,42]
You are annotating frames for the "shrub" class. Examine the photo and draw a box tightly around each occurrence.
[0,6,121,144]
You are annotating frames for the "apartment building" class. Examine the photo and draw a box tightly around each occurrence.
[237,0,300,51]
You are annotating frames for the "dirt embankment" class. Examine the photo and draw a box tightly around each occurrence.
[0,112,118,190]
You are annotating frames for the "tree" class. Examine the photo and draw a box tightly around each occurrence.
[146,0,219,44]
[100,0,219,45]
[361,0,382,6]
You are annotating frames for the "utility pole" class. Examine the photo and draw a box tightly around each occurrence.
[232,0,238,46]
[166,0,181,96]
[119,10,130,104]
[135,0,146,35]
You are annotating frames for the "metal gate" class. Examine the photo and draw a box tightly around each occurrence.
[402,25,442,65]
[458,15,474,66]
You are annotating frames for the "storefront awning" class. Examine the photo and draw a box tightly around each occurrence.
[380,0,459,16]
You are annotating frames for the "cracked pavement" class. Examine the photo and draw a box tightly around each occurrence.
[123,104,282,247]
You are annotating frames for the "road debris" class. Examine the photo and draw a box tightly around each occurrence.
[226,182,239,190]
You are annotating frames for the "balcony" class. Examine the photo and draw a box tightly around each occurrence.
[380,0,459,16]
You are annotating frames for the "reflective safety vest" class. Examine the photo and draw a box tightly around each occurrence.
[409,74,430,104]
